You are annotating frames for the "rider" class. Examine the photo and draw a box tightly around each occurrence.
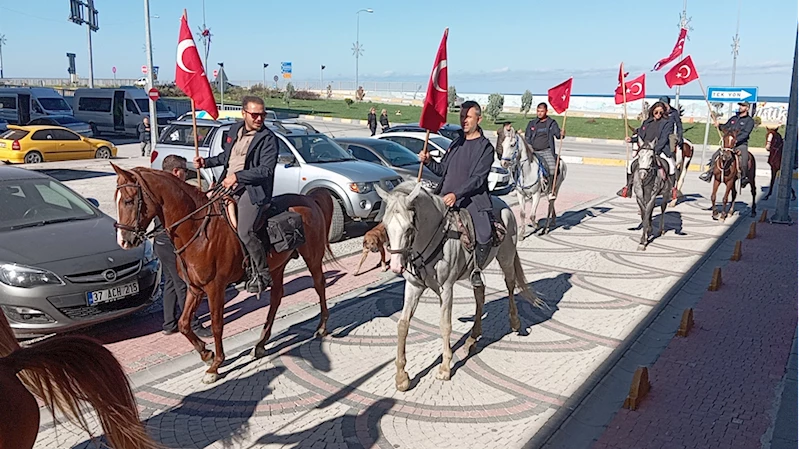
[495,118,514,160]
[660,95,684,157]
[617,101,674,197]
[193,96,278,294]
[524,103,565,199]
[699,101,755,186]
[420,100,495,288]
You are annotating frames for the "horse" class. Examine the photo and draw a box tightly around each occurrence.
[632,138,674,250]
[764,127,796,201]
[112,164,334,384]
[670,139,694,206]
[375,181,544,391]
[0,312,157,449]
[711,130,757,221]
[499,127,567,238]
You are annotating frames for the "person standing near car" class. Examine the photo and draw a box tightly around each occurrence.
[380,109,390,133]
[138,117,151,157]
[367,107,377,136]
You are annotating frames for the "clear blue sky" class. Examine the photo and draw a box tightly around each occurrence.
[1,0,795,96]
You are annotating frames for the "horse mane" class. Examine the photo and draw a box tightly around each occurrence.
[130,167,207,208]
[392,181,447,216]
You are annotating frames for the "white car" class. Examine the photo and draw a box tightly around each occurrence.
[376,131,511,192]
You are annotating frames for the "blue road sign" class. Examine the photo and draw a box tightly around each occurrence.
[707,86,758,103]
[281,62,292,74]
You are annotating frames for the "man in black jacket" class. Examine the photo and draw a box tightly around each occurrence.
[194,96,278,294]
[524,103,565,199]
[699,101,756,186]
[420,101,495,287]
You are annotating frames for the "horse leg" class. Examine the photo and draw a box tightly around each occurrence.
[201,282,228,384]
[178,286,213,365]
[498,250,521,331]
[516,191,527,240]
[396,281,424,392]
[711,179,720,219]
[309,258,330,338]
[251,267,286,359]
[544,199,557,234]
[750,162,757,217]
[659,183,669,236]
[529,190,542,232]
[721,184,732,221]
[466,285,485,354]
[765,168,776,200]
[436,284,455,381]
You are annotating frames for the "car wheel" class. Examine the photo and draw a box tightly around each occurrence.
[94,146,112,159]
[329,197,345,243]
[24,151,43,164]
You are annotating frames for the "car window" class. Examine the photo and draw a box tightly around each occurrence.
[384,136,424,154]
[369,140,419,167]
[430,135,452,150]
[348,145,382,164]
[0,96,17,110]
[53,116,80,125]
[78,97,112,112]
[0,179,96,231]
[161,125,214,147]
[277,139,293,156]
[51,129,81,141]
[0,130,29,140]
[31,130,55,141]
[38,97,71,112]
[284,135,355,163]
[125,99,139,114]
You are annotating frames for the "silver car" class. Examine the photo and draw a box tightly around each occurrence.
[151,119,404,242]
[0,166,161,337]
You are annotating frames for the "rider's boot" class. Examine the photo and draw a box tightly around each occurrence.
[616,172,633,198]
[244,237,273,294]
[699,151,719,183]
[470,242,491,288]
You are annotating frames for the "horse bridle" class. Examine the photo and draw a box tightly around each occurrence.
[113,182,152,240]
[385,209,451,276]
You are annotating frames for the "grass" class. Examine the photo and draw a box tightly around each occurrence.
[207,95,777,147]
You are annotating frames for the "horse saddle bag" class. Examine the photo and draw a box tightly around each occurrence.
[263,208,306,254]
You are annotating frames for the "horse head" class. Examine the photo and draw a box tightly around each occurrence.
[376,181,425,274]
[637,138,657,171]
[111,164,161,250]
[720,129,739,164]
[765,126,781,151]
[499,127,519,168]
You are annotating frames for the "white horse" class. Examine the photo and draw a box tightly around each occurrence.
[499,127,567,239]
[376,181,543,391]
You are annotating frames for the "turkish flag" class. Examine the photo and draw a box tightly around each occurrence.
[664,55,699,88]
[653,28,688,71]
[548,78,573,114]
[614,73,646,104]
[175,12,218,119]
[419,29,448,132]
[618,63,629,85]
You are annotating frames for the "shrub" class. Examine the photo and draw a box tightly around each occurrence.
[485,93,504,120]
[521,90,533,117]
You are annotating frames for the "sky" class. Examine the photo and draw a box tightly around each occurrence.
[0,0,796,96]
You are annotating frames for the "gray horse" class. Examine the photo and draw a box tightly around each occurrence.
[633,139,673,250]
[375,181,543,391]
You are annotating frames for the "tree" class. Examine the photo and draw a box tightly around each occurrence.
[486,93,504,121]
[448,86,458,111]
[521,90,533,117]
[283,82,296,106]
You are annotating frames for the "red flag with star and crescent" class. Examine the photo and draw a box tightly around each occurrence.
[653,27,688,71]
[664,55,699,88]
[614,73,646,104]
[419,29,448,132]
[175,12,218,119]
[548,78,572,114]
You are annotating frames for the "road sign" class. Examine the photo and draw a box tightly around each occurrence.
[281,62,292,79]
[273,75,279,82]
[213,69,218,78]
[707,86,758,103]
[141,65,148,75]
[112,66,116,74]
[148,88,159,101]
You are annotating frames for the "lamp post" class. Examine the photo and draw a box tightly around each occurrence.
[143,0,158,144]
[353,8,373,93]
[263,63,268,89]
[729,0,742,116]
[218,62,224,110]
[0,35,6,79]
[321,65,325,91]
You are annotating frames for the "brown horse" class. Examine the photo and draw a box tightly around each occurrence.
[764,126,796,201]
[711,130,757,221]
[112,165,334,384]
[0,313,157,449]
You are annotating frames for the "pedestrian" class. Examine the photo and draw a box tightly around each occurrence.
[419,101,495,288]
[524,103,566,199]
[155,155,211,337]
[138,117,151,157]
[699,101,756,187]
[380,109,390,133]
[367,107,377,136]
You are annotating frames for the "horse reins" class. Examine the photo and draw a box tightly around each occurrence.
[386,208,451,278]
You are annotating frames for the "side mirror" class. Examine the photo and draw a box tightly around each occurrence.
[278,154,296,166]
[86,198,100,207]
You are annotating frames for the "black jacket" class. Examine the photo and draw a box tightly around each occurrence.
[380,114,389,129]
[367,112,377,128]
[720,114,755,146]
[137,122,151,143]
[524,117,562,157]
[631,117,671,155]
[204,122,279,206]
[426,129,494,211]
[665,107,684,144]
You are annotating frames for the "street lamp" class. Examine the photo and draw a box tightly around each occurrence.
[729,0,742,116]
[263,63,269,89]
[353,8,373,93]
[321,65,326,91]
[0,35,7,79]
[143,0,158,144]
[218,62,225,110]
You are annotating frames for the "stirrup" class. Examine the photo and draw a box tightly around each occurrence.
[470,269,484,288]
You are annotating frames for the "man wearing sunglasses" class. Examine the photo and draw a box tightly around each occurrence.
[194,96,278,294]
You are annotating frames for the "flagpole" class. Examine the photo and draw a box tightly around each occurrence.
[417,130,430,182]
[621,62,630,166]
[191,98,201,186]
[552,112,567,197]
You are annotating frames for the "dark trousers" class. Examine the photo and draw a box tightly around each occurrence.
[466,202,492,245]
[737,144,750,178]
[237,191,268,248]
[154,236,200,331]
[369,125,376,136]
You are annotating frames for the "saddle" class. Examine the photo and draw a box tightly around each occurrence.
[451,200,508,252]
[223,196,306,254]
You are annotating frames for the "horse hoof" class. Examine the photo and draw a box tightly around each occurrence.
[466,337,478,355]
[251,346,267,359]
[314,328,328,338]
[637,244,647,251]
[202,372,219,384]
[510,316,521,332]
[396,372,410,392]
[435,369,451,381]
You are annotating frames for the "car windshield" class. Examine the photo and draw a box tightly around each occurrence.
[38,98,72,112]
[53,116,81,125]
[0,178,97,232]
[368,140,419,167]
[430,135,452,150]
[285,135,355,163]
[135,99,171,113]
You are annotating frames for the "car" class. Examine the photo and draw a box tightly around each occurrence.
[0,165,161,337]
[150,119,404,242]
[382,123,463,141]
[26,115,93,137]
[334,137,440,191]
[0,125,117,165]
[375,131,511,192]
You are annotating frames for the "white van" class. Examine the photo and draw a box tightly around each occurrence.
[0,87,73,124]
[72,87,176,136]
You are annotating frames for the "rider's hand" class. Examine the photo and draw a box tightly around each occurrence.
[560,129,566,138]
[193,156,205,169]
[221,173,238,189]
[419,150,430,164]
[625,136,632,143]
[442,193,456,207]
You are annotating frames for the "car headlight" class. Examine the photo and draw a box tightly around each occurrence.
[420,178,438,190]
[349,182,375,194]
[143,239,155,263]
[491,166,509,175]
[0,263,64,288]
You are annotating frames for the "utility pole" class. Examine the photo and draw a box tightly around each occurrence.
[729,0,742,116]
[353,8,373,94]
[143,0,158,145]
[0,35,6,79]
[218,62,224,111]
[68,0,99,88]
[771,30,797,224]
[675,0,691,110]
[198,0,212,79]
[321,65,326,91]
[263,63,268,89]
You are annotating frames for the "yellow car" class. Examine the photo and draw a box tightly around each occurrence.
[0,125,117,164]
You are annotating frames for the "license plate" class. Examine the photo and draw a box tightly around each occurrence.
[87,281,139,305]
[0,142,6,148]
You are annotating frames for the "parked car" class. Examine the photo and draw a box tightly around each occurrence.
[0,125,117,164]
[151,119,404,242]
[0,87,74,125]
[382,123,463,141]
[375,131,511,192]
[334,137,440,191]
[71,87,176,136]
[26,115,93,137]
[0,166,161,337]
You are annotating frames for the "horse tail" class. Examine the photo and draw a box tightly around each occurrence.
[512,253,547,310]
[308,189,338,267]
[0,333,158,449]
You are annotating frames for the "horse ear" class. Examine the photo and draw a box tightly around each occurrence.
[375,184,389,200]
[111,163,134,182]
[406,182,423,204]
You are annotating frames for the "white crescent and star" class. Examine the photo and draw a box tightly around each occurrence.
[628,82,643,95]
[561,89,569,101]
[432,59,447,93]
[177,39,196,74]
[676,64,691,78]
[676,38,685,50]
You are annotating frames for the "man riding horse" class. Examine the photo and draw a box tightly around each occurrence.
[617,101,676,198]
[419,100,495,288]
[661,95,684,158]
[699,101,756,187]
[194,95,278,294]
[524,103,566,199]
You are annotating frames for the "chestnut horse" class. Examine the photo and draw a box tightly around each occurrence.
[112,165,334,384]
[711,130,757,221]
[0,313,157,449]
[764,127,796,201]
